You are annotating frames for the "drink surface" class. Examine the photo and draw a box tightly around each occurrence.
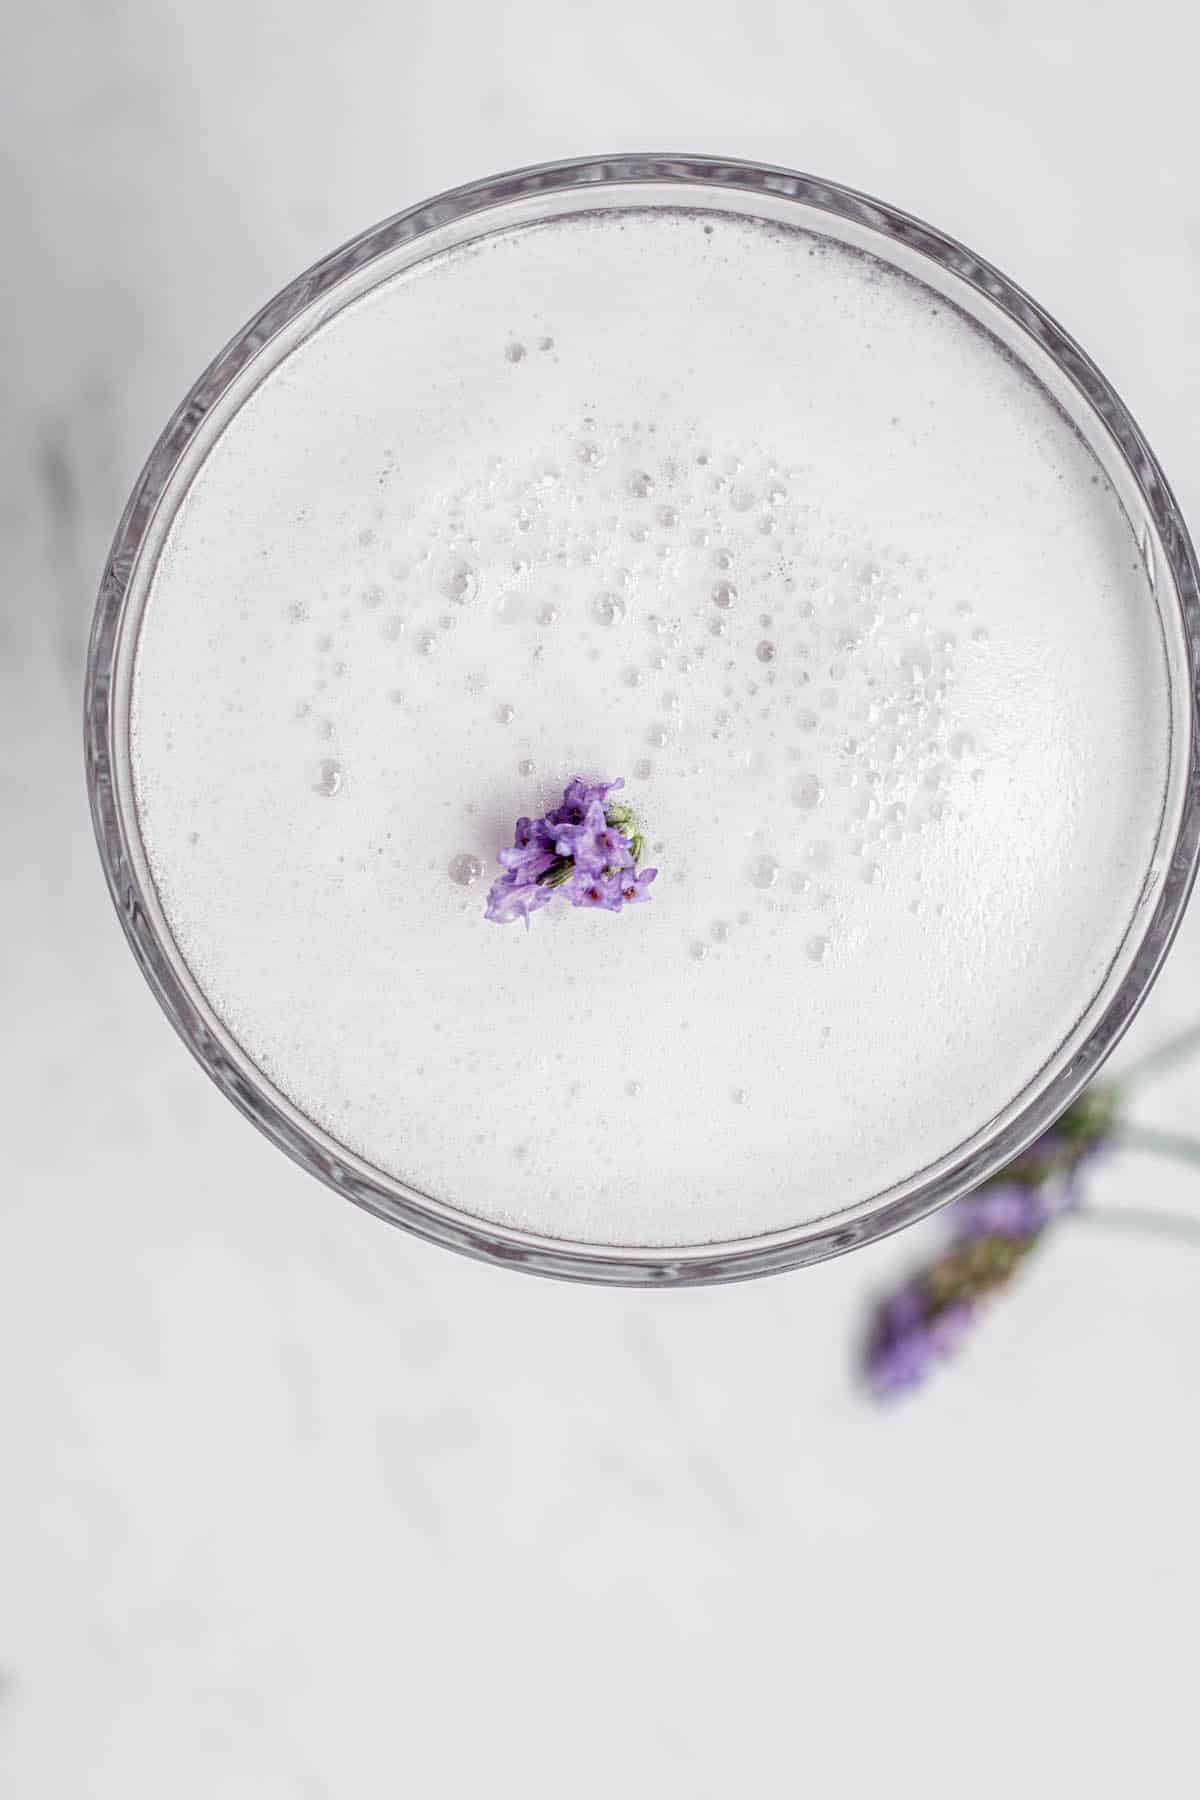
[131,207,1170,1246]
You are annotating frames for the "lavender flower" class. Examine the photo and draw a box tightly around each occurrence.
[862,1182,1047,1400]
[863,1205,1040,1401]
[547,776,625,828]
[485,775,653,927]
[484,873,555,927]
[557,799,635,874]
[951,1181,1050,1241]
[563,869,625,911]
[860,1088,1124,1400]
[507,816,555,856]
[497,816,558,884]
[865,1284,976,1397]
[617,867,658,905]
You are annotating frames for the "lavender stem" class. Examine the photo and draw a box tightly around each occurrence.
[1117,1019,1200,1090]
[1115,1123,1200,1168]
[1073,1203,1200,1250]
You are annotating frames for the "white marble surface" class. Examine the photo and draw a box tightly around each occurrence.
[3,2,1200,1793]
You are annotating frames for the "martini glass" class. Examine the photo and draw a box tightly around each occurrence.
[84,155,1200,1284]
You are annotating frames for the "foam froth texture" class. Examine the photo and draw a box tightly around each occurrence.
[131,208,1170,1246]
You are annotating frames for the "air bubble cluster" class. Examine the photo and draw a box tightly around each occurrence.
[279,397,980,980]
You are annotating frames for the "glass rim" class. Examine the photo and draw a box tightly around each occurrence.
[84,152,1200,1286]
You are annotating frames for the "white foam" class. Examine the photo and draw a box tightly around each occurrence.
[131,208,1171,1246]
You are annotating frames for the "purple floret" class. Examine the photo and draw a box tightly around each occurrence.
[863,1285,938,1397]
[547,775,625,828]
[497,815,552,871]
[515,815,555,852]
[923,1300,977,1357]
[617,866,658,904]
[858,1088,1120,1405]
[485,775,651,928]
[558,798,634,874]
[952,1182,1046,1242]
[484,872,555,928]
[562,868,625,911]
[863,1283,979,1399]
[498,842,558,882]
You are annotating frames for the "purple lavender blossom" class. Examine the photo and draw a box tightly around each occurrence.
[863,1278,984,1400]
[617,867,658,904]
[923,1300,977,1357]
[547,776,625,828]
[863,1185,1046,1399]
[497,834,558,884]
[495,818,558,888]
[557,799,635,874]
[484,872,555,928]
[484,775,652,927]
[860,1086,1121,1403]
[863,1284,943,1397]
[511,816,555,855]
[951,1182,1048,1242]
[563,869,625,911]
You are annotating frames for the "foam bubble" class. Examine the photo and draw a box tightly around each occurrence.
[593,593,627,626]
[449,853,483,886]
[313,758,342,797]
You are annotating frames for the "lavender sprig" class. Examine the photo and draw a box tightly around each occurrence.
[862,1091,1119,1399]
[863,1192,1045,1398]
[485,776,657,928]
